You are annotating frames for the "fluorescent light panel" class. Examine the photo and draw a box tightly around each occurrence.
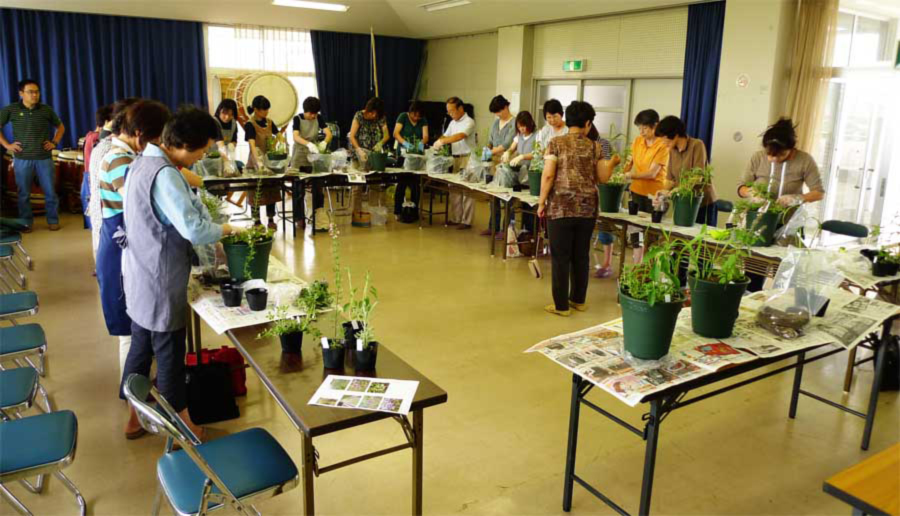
[272,0,350,12]
[419,0,471,12]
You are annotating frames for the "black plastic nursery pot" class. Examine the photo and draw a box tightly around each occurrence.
[528,170,542,196]
[651,210,665,223]
[368,152,387,172]
[672,194,704,227]
[598,184,625,213]
[322,340,345,369]
[279,331,303,354]
[354,341,378,371]
[245,288,268,311]
[688,275,750,339]
[872,260,900,277]
[221,285,243,307]
[627,201,639,216]
[745,210,780,247]
[619,289,683,360]
[223,238,273,282]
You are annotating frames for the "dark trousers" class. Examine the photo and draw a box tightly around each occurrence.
[696,203,718,226]
[394,176,420,215]
[548,217,595,311]
[120,322,188,412]
[491,199,502,231]
[251,203,277,222]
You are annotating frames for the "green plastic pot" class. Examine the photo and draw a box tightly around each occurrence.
[688,275,750,338]
[672,193,704,227]
[528,169,542,196]
[223,238,273,282]
[368,152,387,172]
[619,289,683,360]
[598,184,625,213]
[745,210,780,247]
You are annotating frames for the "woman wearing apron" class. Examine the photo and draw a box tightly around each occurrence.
[504,111,538,231]
[96,100,170,380]
[243,95,282,230]
[348,97,389,226]
[213,99,239,172]
[292,97,332,222]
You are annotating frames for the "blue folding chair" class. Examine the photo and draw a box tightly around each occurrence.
[123,374,299,515]
[0,367,50,418]
[0,292,38,325]
[0,231,33,271]
[0,247,26,291]
[0,411,86,516]
[0,324,46,376]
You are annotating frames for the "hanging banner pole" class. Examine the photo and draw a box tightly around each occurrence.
[370,27,379,97]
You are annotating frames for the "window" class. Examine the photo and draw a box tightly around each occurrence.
[831,11,892,67]
[534,79,632,151]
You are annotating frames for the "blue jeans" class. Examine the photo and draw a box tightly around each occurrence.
[13,158,58,225]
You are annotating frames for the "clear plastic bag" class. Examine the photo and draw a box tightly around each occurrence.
[495,164,518,188]
[196,157,223,177]
[371,206,388,226]
[425,149,453,174]
[331,149,350,170]
[402,150,427,171]
[463,155,488,183]
[756,248,844,337]
[308,153,333,173]
[775,204,815,247]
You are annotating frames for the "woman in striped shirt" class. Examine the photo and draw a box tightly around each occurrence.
[96,100,170,378]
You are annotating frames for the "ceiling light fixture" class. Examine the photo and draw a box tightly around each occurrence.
[272,0,350,12]
[419,0,472,13]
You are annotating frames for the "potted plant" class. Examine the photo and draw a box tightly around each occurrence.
[322,225,346,369]
[258,304,319,354]
[345,271,379,370]
[741,181,786,247]
[599,170,627,213]
[618,233,685,360]
[682,227,755,338]
[222,224,275,282]
[872,247,900,277]
[367,142,387,172]
[671,165,712,227]
[528,141,544,197]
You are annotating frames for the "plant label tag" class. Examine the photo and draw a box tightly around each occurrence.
[665,294,671,303]
[351,320,359,330]
[356,338,363,352]
[321,337,330,349]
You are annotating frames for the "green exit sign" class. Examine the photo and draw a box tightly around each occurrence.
[563,59,585,72]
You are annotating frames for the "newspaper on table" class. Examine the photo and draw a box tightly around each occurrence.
[308,375,419,415]
[189,256,310,335]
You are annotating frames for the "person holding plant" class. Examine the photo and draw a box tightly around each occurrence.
[349,97,390,223]
[433,97,476,229]
[623,109,668,212]
[393,101,429,220]
[291,96,333,170]
[738,118,824,207]
[538,101,612,316]
[655,116,717,225]
[96,100,170,381]
[120,106,242,442]
[537,99,569,149]
[504,111,538,231]
[243,95,282,230]
[210,99,239,173]
[483,95,517,237]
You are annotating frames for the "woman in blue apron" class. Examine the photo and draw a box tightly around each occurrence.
[96,100,171,379]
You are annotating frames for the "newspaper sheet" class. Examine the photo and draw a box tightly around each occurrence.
[189,256,309,335]
[308,375,419,415]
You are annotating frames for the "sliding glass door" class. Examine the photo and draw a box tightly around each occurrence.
[534,79,632,145]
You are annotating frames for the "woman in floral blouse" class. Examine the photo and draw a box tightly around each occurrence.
[538,101,614,316]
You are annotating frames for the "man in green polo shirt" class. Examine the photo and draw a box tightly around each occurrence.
[0,79,66,231]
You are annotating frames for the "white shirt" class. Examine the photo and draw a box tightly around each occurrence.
[443,113,476,156]
[538,124,568,150]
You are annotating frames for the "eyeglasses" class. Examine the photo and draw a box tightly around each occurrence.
[23,90,40,95]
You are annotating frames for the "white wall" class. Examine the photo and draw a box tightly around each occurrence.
[419,32,499,147]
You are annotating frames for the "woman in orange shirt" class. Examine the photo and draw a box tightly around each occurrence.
[623,109,669,213]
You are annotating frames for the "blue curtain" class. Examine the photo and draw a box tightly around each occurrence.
[311,31,424,146]
[680,1,726,158]
[0,8,208,149]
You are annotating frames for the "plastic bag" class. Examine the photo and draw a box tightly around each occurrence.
[775,204,815,247]
[331,149,350,170]
[196,157,223,177]
[463,155,488,183]
[308,153,333,173]
[756,248,844,337]
[495,164,518,188]
[506,224,522,258]
[425,149,453,174]
[371,206,388,226]
[402,151,427,171]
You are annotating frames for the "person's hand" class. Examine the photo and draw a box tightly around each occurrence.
[355,147,369,163]
[777,194,803,207]
[510,155,525,167]
[5,142,23,153]
[43,140,57,151]
[537,203,546,218]
[749,195,767,205]
[625,155,634,167]
[501,151,511,164]
[306,142,318,154]
[657,189,671,198]
[610,154,622,167]
[432,139,444,151]
[625,172,634,180]
[402,141,412,151]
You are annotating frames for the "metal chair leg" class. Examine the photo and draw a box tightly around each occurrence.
[19,476,45,494]
[4,258,26,288]
[53,471,86,516]
[0,266,17,293]
[15,242,32,271]
[36,383,52,413]
[151,479,164,516]
[0,483,32,515]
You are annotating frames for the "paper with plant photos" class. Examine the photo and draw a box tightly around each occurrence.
[309,375,419,415]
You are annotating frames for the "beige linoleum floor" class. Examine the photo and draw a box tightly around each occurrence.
[3,198,898,516]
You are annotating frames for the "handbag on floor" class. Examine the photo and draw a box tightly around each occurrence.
[400,200,419,224]
[506,224,522,258]
[186,361,240,424]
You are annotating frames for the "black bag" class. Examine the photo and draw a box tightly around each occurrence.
[878,336,899,392]
[186,362,240,424]
[400,201,419,224]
